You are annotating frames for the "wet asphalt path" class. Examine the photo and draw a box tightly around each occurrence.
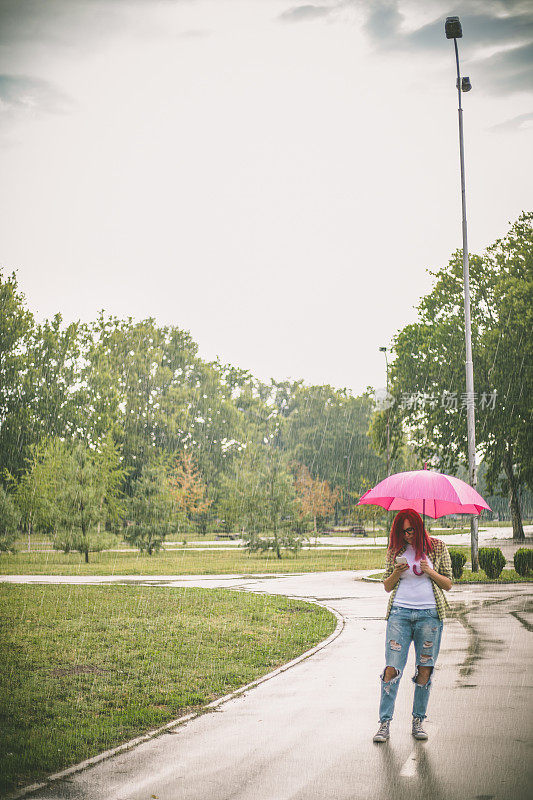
[4,573,533,800]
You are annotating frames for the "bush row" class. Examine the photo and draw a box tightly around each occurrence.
[449,546,533,580]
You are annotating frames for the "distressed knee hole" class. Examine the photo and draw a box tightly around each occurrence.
[423,641,433,648]
[413,665,433,687]
[389,639,402,651]
[420,654,431,663]
[381,666,400,693]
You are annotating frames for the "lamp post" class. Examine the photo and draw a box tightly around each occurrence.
[445,16,479,571]
[379,346,390,477]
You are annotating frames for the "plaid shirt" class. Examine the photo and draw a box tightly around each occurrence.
[382,538,453,621]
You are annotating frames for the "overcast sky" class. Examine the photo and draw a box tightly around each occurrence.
[0,0,531,395]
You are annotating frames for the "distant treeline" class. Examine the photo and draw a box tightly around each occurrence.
[1,212,531,555]
[0,271,390,557]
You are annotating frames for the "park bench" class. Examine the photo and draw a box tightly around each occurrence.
[350,526,367,537]
[215,534,239,540]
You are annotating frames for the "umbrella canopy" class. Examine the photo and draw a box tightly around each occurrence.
[357,470,491,519]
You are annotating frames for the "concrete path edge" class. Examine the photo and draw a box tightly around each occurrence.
[8,596,345,800]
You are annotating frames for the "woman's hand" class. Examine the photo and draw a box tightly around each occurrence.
[393,563,409,577]
[420,557,452,591]
[384,562,409,593]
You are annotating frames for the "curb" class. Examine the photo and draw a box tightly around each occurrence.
[9,595,345,800]
[361,571,385,583]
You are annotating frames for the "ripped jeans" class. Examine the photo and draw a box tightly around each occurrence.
[379,605,443,722]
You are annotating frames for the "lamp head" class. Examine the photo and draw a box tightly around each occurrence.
[379,347,387,352]
[462,76,472,92]
[445,16,462,39]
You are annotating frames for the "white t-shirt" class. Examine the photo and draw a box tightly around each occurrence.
[393,544,436,609]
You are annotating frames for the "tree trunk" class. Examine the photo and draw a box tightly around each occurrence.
[84,549,89,563]
[502,441,524,540]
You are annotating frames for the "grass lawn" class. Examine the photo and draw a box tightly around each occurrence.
[0,584,337,796]
[0,547,387,576]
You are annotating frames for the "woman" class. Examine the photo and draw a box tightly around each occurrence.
[373,509,453,743]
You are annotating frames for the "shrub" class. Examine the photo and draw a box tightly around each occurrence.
[449,548,467,579]
[478,547,506,579]
[513,548,533,577]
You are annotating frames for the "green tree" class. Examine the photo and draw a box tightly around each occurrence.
[124,463,175,554]
[13,438,122,561]
[279,385,385,519]
[387,212,532,539]
[92,433,127,532]
[0,486,20,552]
[221,447,301,559]
[0,281,85,483]
[5,439,59,547]
[0,271,34,479]
[52,442,118,562]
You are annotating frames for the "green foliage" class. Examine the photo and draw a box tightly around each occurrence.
[0,269,402,537]
[245,531,304,557]
[239,450,301,555]
[279,385,385,517]
[219,446,303,558]
[52,442,120,562]
[10,438,123,561]
[0,486,20,552]
[448,547,467,579]
[124,463,175,554]
[513,547,533,576]
[0,271,34,478]
[387,212,533,538]
[478,547,506,579]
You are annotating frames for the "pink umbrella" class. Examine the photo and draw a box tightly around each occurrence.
[357,469,491,519]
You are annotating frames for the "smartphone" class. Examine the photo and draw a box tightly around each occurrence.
[395,555,408,565]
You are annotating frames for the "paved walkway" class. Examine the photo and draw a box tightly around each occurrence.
[5,571,532,800]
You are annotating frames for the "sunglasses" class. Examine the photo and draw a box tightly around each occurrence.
[403,527,415,535]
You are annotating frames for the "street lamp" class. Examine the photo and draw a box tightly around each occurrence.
[379,346,390,476]
[445,16,479,571]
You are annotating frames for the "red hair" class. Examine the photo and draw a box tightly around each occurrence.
[388,509,434,561]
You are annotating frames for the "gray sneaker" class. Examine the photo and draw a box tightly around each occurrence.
[373,721,390,742]
[412,717,428,740]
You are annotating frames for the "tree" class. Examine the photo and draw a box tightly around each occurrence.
[53,442,119,562]
[92,433,126,532]
[12,437,122,561]
[5,439,59,548]
[168,451,210,531]
[294,463,339,537]
[0,271,34,479]
[386,212,532,539]
[0,486,20,552]
[279,385,385,520]
[219,446,302,558]
[352,477,385,533]
[124,463,175,554]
